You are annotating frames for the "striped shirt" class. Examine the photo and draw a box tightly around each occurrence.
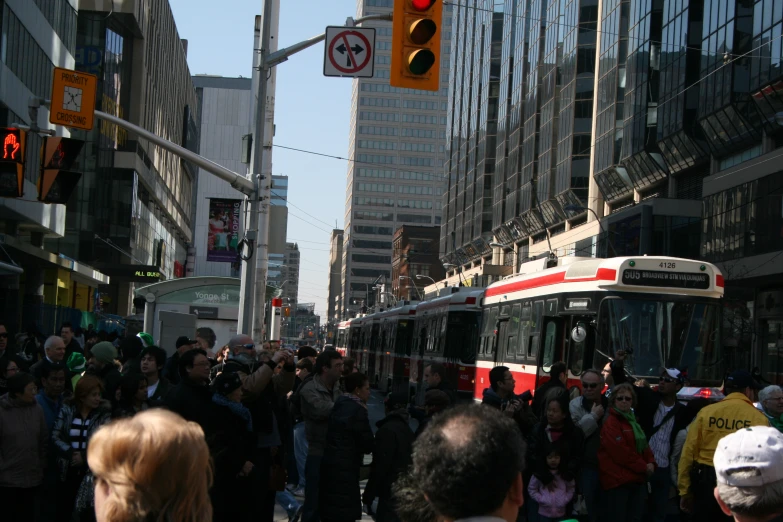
[649,403,675,468]
[69,417,91,450]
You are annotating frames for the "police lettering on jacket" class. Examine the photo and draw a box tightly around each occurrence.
[707,416,753,430]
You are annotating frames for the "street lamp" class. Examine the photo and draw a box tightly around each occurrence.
[443,263,467,286]
[563,204,617,257]
[399,275,423,300]
[415,274,439,297]
[489,241,519,268]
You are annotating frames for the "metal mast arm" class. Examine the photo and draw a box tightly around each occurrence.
[94,110,254,195]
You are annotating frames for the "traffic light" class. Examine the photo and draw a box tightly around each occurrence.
[284,307,291,317]
[390,0,443,92]
[0,128,26,198]
[37,136,84,204]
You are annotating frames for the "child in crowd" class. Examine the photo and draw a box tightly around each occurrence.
[528,444,576,522]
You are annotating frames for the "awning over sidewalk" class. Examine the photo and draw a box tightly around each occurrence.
[0,233,110,286]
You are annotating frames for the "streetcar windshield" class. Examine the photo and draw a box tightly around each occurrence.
[597,298,722,384]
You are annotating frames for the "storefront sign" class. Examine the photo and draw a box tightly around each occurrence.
[207,199,241,263]
[101,265,164,282]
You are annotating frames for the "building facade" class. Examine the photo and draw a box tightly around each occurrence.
[0,0,112,336]
[191,75,252,279]
[38,0,199,318]
[391,225,445,301]
[327,228,343,326]
[340,0,453,318]
[281,241,299,306]
[438,0,783,381]
[267,176,291,294]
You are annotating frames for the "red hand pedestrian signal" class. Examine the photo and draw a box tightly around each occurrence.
[3,133,20,160]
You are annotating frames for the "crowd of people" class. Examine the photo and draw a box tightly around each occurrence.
[3,319,783,522]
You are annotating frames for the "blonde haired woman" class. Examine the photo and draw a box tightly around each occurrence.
[88,409,213,522]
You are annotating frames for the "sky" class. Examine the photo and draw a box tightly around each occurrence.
[169,0,357,320]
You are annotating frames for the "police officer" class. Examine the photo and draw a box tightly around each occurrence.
[677,370,768,521]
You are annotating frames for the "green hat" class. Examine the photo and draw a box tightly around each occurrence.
[137,332,154,348]
[90,341,118,364]
[67,352,86,373]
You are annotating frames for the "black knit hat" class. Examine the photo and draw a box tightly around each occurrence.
[213,372,242,396]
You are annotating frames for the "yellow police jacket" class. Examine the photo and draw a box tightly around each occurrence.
[677,392,769,496]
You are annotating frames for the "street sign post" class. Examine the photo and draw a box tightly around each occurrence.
[323,26,375,78]
[49,67,98,131]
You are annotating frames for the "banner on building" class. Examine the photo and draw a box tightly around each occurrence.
[207,198,241,263]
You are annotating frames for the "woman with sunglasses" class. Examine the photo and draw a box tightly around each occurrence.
[598,382,655,522]
[0,355,22,397]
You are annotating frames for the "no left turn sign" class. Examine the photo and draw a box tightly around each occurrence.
[323,26,376,78]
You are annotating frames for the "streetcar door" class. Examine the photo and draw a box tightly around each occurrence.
[536,317,564,389]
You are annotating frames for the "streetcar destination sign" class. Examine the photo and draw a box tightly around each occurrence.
[621,269,710,289]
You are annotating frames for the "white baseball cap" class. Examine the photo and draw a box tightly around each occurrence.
[714,427,783,487]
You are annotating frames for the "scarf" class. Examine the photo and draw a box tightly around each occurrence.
[614,408,647,453]
[765,411,783,432]
[344,392,368,410]
[212,393,253,432]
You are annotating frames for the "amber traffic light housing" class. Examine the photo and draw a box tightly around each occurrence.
[0,128,26,198]
[391,0,442,92]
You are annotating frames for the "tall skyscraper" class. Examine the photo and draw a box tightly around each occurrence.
[267,175,291,293]
[327,229,344,326]
[341,0,453,318]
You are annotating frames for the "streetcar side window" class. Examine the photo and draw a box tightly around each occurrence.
[520,302,532,360]
[529,301,544,358]
[482,306,499,356]
[508,304,522,358]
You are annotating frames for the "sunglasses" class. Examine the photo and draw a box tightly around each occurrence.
[0,333,7,339]
[615,396,633,402]
[581,382,600,389]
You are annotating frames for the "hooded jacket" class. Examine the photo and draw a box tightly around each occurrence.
[363,410,414,522]
[319,395,375,521]
[0,394,48,488]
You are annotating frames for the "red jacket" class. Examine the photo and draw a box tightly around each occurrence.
[597,408,655,490]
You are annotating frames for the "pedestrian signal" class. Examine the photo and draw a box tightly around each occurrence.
[37,136,84,204]
[0,128,26,198]
[391,0,443,91]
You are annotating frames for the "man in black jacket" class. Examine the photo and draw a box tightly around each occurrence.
[531,361,567,420]
[60,322,83,358]
[165,349,216,437]
[363,392,414,522]
[611,350,689,522]
[162,336,197,385]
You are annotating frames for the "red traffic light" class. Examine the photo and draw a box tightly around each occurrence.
[411,0,436,10]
